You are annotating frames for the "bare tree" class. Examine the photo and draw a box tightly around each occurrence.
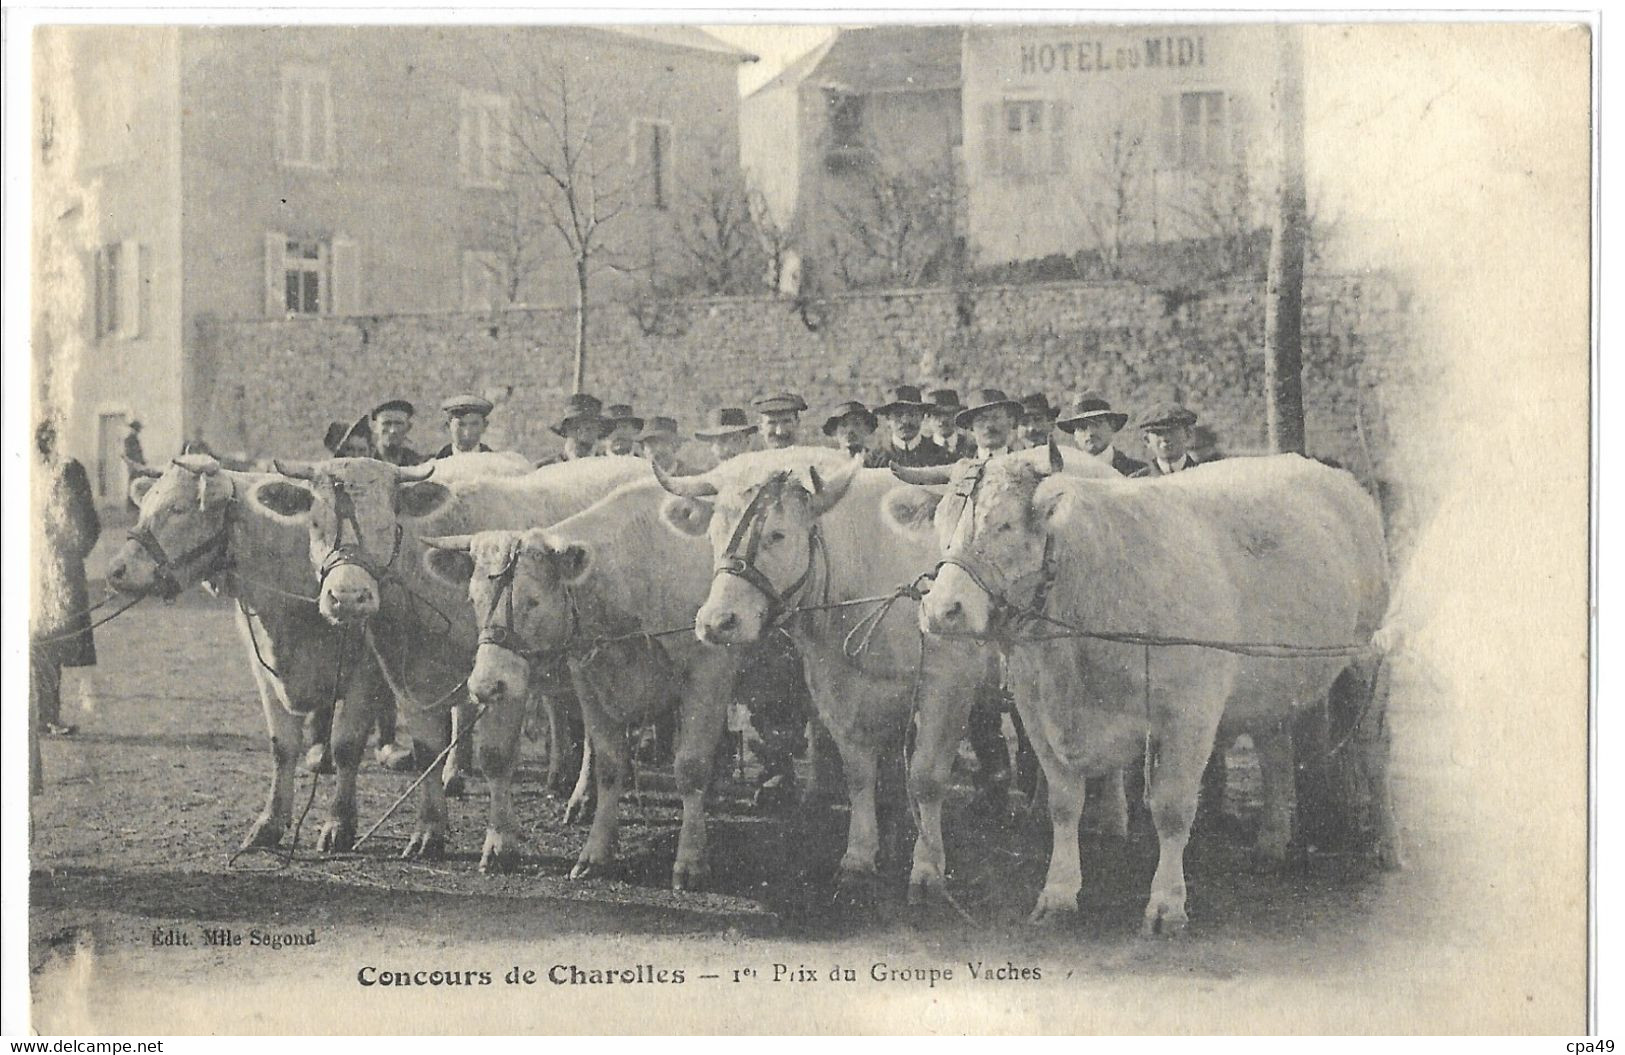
[474,186,549,306]
[502,60,639,392]
[1076,121,1152,278]
[1172,161,1265,280]
[668,155,769,296]
[748,187,802,294]
[823,137,961,289]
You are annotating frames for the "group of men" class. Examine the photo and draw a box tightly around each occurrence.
[312,383,1217,814]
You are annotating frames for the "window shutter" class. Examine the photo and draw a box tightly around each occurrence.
[264,231,286,315]
[321,76,336,168]
[1049,100,1070,175]
[92,247,108,339]
[1225,93,1245,165]
[1159,94,1178,167]
[329,234,359,315]
[980,102,1001,178]
[276,74,292,164]
[118,239,143,338]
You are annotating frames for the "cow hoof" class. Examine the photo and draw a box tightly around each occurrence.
[402,831,446,861]
[442,772,466,799]
[479,846,521,875]
[834,865,879,909]
[569,855,618,881]
[907,867,946,906]
[1141,904,1190,939]
[240,817,286,850]
[562,794,595,825]
[1026,889,1080,926]
[671,858,710,892]
[316,820,356,854]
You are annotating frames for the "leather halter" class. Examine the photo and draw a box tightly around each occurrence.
[474,543,574,662]
[715,471,824,627]
[933,461,1056,633]
[316,478,403,586]
[127,480,235,600]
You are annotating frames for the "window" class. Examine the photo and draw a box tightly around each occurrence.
[1160,91,1228,169]
[278,66,335,168]
[633,119,672,210]
[92,240,142,340]
[264,232,358,316]
[828,92,864,150]
[461,251,507,310]
[981,99,1069,179]
[459,90,508,188]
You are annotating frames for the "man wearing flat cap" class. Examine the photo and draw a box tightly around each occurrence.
[1057,392,1145,477]
[923,388,977,460]
[752,392,807,450]
[537,393,609,466]
[435,394,496,459]
[694,407,758,466]
[1017,393,1059,451]
[865,385,950,469]
[602,404,644,457]
[822,401,878,460]
[1131,402,1203,477]
[371,399,425,466]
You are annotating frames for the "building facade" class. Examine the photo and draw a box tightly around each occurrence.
[54,25,751,502]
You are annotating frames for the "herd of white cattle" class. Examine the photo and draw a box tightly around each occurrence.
[108,442,1402,936]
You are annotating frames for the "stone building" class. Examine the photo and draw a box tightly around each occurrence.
[50,25,753,503]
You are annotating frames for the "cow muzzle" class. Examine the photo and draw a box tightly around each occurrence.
[695,600,762,645]
[468,647,529,706]
[319,565,380,625]
[919,565,992,636]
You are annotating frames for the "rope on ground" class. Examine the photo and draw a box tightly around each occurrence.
[351,702,487,852]
[226,770,322,871]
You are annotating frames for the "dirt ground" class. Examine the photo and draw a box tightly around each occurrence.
[25,551,1541,1035]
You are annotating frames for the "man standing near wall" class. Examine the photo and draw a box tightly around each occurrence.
[1131,403,1204,477]
[865,385,950,469]
[435,395,496,458]
[371,399,424,466]
[695,408,757,466]
[1017,393,1059,450]
[639,415,697,475]
[822,401,878,460]
[537,394,609,466]
[924,389,977,460]
[752,392,807,450]
[601,404,644,457]
[1055,392,1145,476]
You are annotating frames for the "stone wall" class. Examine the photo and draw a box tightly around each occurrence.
[196,273,1410,475]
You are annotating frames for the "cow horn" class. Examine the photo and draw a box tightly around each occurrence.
[1045,435,1065,475]
[397,461,436,483]
[653,461,717,498]
[807,466,824,495]
[273,459,317,480]
[129,464,165,479]
[890,465,955,486]
[172,454,220,475]
[421,534,473,551]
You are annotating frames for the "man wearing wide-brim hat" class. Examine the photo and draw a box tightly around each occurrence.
[537,393,608,466]
[866,384,951,469]
[821,400,878,460]
[324,415,375,458]
[694,407,757,465]
[752,392,807,450]
[602,403,645,457]
[955,388,1025,460]
[435,394,496,459]
[1131,401,1203,477]
[923,387,976,460]
[638,415,697,475]
[1056,391,1145,477]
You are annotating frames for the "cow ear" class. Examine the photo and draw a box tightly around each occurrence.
[551,542,592,585]
[659,495,713,537]
[249,479,314,521]
[423,546,475,589]
[129,476,158,508]
[398,481,452,519]
[882,484,943,539]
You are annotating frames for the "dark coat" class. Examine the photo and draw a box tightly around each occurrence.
[1131,453,1201,478]
[934,434,978,461]
[378,444,425,467]
[435,442,494,459]
[1107,449,1148,477]
[864,436,952,469]
[36,459,100,667]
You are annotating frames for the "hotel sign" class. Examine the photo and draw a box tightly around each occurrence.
[1018,35,1207,75]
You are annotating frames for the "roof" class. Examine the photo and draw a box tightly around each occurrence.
[601,26,758,62]
[745,34,838,99]
[809,25,961,95]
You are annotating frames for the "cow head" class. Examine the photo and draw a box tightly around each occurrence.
[658,457,861,645]
[258,457,447,626]
[108,455,239,599]
[913,444,1067,637]
[425,530,587,707]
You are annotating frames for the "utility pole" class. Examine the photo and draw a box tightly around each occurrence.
[1265,23,1307,454]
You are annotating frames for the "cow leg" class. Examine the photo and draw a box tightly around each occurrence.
[1143,711,1222,937]
[672,654,733,891]
[317,692,371,853]
[1029,761,1087,924]
[1358,660,1405,870]
[403,707,451,860]
[243,679,302,850]
[564,737,595,824]
[831,726,881,886]
[441,702,469,798]
[1082,768,1130,839]
[475,694,525,874]
[1252,723,1297,867]
[907,664,979,905]
[571,703,628,879]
